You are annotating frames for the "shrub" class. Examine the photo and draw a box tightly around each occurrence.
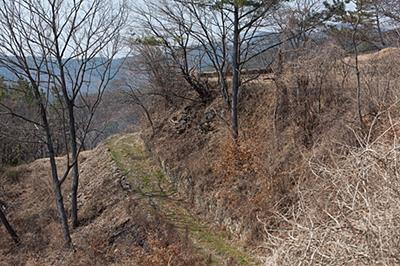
[261,115,400,265]
[4,168,22,183]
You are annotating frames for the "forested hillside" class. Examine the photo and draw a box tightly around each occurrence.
[1,0,400,265]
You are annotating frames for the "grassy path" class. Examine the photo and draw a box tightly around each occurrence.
[107,133,259,265]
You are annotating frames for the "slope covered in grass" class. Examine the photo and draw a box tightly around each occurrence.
[138,46,400,264]
[0,141,205,265]
[107,133,259,265]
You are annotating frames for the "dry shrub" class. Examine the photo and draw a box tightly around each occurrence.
[129,44,191,109]
[213,136,263,181]
[3,167,23,183]
[277,43,351,147]
[359,48,400,116]
[141,42,400,256]
[261,114,400,265]
[278,45,400,149]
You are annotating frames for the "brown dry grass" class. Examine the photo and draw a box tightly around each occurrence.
[140,44,400,265]
[0,143,202,265]
[357,47,400,62]
[261,112,400,265]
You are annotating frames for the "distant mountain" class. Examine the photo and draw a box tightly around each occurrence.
[187,31,282,72]
[0,65,17,82]
[0,57,128,93]
[0,31,285,90]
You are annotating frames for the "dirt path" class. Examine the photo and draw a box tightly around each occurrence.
[107,133,259,265]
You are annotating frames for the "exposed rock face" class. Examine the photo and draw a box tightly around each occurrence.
[169,106,218,135]
[157,160,253,242]
[198,109,216,134]
[170,106,193,134]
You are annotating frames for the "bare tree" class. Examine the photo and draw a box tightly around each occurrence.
[273,0,324,51]
[124,84,156,136]
[134,1,332,141]
[378,0,400,23]
[177,0,232,107]
[0,205,19,244]
[326,0,377,130]
[197,0,280,140]
[134,0,212,102]
[171,0,285,140]
[0,0,127,244]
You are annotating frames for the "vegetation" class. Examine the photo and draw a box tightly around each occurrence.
[0,0,128,245]
[107,134,256,265]
[1,0,400,265]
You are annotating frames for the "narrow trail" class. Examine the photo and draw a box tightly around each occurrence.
[107,133,259,265]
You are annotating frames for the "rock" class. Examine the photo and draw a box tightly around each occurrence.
[119,176,132,191]
[197,109,216,133]
[176,127,186,134]
[170,109,192,134]
[205,110,216,121]
[198,121,214,133]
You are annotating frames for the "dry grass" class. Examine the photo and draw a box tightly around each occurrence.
[0,143,203,265]
[357,47,400,62]
[139,44,400,265]
[255,47,400,265]
[2,45,389,265]
[108,133,257,265]
[261,113,400,265]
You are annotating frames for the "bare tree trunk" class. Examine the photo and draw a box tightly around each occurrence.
[352,26,365,131]
[40,104,72,247]
[67,103,80,229]
[184,75,211,102]
[273,50,289,147]
[231,5,240,141]
[141,106,155,136]
[0,207,19,244]
[30,79,72,246]
[52,12,81,228]
[218,72,230,109]
[355,56,365,131]
[375,5,386,48]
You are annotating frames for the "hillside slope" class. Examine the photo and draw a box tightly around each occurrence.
[138,47,400,264]
[2,47,400,265]
[0,134,258,265]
